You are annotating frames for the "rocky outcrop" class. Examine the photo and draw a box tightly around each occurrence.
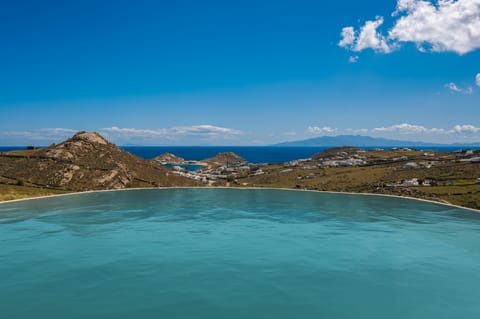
[204,152,246,165]
[153,153,185,164]
[0,131,198,191]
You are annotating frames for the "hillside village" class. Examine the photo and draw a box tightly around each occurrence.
[159,146,480,209]
[1,132,479,209]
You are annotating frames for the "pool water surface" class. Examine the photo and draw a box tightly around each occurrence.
[1,188,479,318]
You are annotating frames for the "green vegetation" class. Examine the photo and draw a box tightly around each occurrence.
[236,148,480,210]
[0,184,70,201]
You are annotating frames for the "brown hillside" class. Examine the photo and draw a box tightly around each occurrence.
[0,131,198,191]
[311,147,363,160]
[204,152,246,165]
[153,153,185,164]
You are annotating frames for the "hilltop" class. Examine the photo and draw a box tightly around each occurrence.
[153,153,185,164]
[203,152,246,166]
[0,131,198,192]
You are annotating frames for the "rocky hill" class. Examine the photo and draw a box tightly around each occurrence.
[153,153,185,164]
[0,131,198,191]
[203,152,246,166]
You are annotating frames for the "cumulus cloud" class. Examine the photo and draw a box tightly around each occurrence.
[307,126,338,135]
[339,27,356,48]
[101,125,241,140]
[172,125,241,135]
[339,17,392,53]
[0,125,244,146]
[355,17,392,53]
[390,0,480,54]
[339,0,480,55]
[373,123,433,134]
[476,73,480,86]
[307,123,480,137]
[100,127,166,137]
[372,123,480,135]
[452,124,480,133]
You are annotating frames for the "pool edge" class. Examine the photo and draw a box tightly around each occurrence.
[0,186,479,213]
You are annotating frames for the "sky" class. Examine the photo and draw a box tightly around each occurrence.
[1,0,479,146]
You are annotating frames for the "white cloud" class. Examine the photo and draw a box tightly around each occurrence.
[476,73,480,86]
[339,27,356,48]
[0,125,245,146]
[372,123,453,134]
[452,124,480,133]
[445,82,462,92]
[339,0,480,55]
[372,123,480,135]
[354,17,392,53]
[171,125,241,135]
[307,126,338,135]
[445,82,474,94]
[373,123,431,134]
[390,0,480,54]
[101,125,241,140]
[349,55,359,63]
[100,127,166,137]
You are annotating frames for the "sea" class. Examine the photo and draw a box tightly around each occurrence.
[0,146,477,164]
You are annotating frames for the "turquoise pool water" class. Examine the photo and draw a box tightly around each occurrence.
[1,188,480,318]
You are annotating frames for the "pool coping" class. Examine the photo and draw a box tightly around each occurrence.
[1,186,479,213]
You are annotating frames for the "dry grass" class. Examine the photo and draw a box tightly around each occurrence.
[241,161,480,210]
[0,184,71,202]
[2,145,479,210]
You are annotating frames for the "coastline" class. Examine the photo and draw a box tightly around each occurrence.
[1,186,479,214]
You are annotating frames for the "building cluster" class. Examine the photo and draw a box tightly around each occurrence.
[321,158,366,167]
[164,147,480,185]
[314,150,368,167]
[387,178,433,187]
[169,159,267,182]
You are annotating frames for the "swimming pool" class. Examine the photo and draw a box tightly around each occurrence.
[1,188,479,318]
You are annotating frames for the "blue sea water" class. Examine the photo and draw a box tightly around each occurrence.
[119,146,479,163]
[1,145,477,164]
[1,188,480,319]
[162,163,204,172]
[0,146,329,163]
[122,146,327,163]
[0,146,27,152]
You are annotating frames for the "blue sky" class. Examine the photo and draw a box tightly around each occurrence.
[1,0,479,145]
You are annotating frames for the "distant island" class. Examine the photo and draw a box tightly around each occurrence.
[274,135,480,147]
